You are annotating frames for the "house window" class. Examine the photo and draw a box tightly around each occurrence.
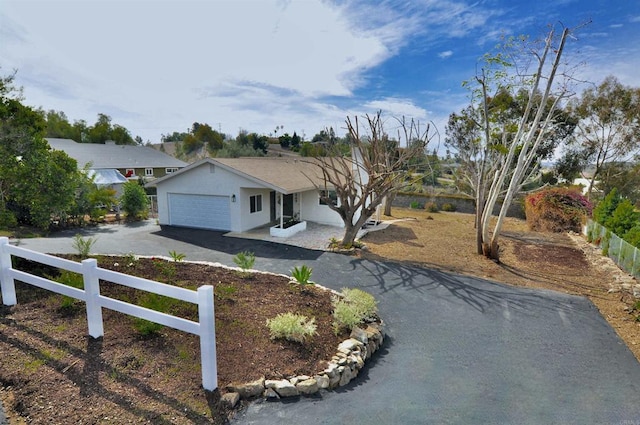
[166,167,179,174]
[319,190,337,206]
[125,169,135,177]
[250,194,262,213]
[145,168,154,177]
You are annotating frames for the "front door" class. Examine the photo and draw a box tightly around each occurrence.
[283,194,293,218]
[270,191,276,221]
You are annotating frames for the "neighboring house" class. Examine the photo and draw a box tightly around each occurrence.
[147,157,345,233]
[46,138,188,180]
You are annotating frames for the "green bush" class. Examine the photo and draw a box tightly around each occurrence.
[72,234,97,258]
[168,250,186,262]
[607,199,639,237]
[425,202,439,213]
[0,210,17,228]
[291,265,313,286]
[624,225,640,249]
[441,203,456,212]
[54,270,84,310]
[233,251,255,277]
[593,188,620,225]
[133,293,176,336]
[266,312,317,343]
[120,181,149,221]
[332,288,378,334]
[152,258,177,283]
[409,201,422,209]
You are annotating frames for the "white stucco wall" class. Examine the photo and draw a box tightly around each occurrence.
[156,162,264,232]
[300,189,344,227]
[239,188,272,232]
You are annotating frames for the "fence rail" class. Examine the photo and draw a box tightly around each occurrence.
[0,237,217,391]
[584,220,640,280]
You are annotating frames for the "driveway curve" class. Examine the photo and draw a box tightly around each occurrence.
[15,221,640,424]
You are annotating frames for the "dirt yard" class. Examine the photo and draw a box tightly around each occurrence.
[359,208,640,361]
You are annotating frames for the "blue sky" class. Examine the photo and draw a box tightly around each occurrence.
[1,0,639,145]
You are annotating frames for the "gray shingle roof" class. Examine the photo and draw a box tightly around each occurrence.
[46,138,187,169]
[150,157,335,194]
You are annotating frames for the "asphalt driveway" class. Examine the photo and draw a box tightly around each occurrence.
[13,221,640,424]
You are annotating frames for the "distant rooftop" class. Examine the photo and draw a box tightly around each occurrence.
[46,138,187,169]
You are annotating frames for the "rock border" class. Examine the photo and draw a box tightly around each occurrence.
[224,322,385,406]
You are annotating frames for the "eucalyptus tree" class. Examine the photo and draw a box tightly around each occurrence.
[447,24,578,260]
[558,75,640,199]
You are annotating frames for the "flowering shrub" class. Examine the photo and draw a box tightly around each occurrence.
[525,188,592,233]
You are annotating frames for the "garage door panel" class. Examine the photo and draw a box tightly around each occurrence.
[168,194,230,230]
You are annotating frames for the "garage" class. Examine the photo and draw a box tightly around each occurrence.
[167,193,231,230]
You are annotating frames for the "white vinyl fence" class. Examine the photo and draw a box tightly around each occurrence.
[0,237,217,391]
[584,220,640,280]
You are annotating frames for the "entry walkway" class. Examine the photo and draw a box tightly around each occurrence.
[225,220,393,251]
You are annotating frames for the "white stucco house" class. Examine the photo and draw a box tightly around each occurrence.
[147,157,346,235]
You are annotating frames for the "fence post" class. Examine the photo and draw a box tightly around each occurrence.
[0,237,17,306]
[82,259,104,338]
[198,285,217,391]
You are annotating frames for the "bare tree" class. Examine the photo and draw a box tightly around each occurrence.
[306,112,432,248]
[463,24,578,260]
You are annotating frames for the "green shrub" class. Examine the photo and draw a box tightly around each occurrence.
[266,312,317,343]
[152,258,177,283]
[0,210,17,228]
[168,250,186,262]
[54,270,84,310]
[332,288,378,334]
[593,188,620,225]
[72,234,97,258]
[409,201,422,209]
[133,293,176,336]
[524,188,592,233]
[624,225,640,249]
[425,202,439,213]
[120,181,149,221]
[441,203,456,212]
[233,251,255,277]
[291,265,313,286]
[607,199,639,237]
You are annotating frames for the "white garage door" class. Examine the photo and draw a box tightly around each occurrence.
[168,193,231,230]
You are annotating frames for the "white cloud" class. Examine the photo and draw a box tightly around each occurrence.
[438,50,454,59]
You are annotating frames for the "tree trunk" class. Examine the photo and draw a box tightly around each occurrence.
[383,193,396,216]
[340,223,360,248]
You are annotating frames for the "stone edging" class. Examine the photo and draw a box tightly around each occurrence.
[222,322,385,407]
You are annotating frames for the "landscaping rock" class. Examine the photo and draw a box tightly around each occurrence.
[315,375,330,389]
[296,378,319,395]
[266,379,298,398]
[228,376,265,399]
[264,388,280,399]
[221,392,240,408]
[350,326,368,344]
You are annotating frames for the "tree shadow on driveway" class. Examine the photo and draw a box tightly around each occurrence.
[346,256,597,320]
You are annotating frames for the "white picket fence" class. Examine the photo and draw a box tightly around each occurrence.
[0,237,217,391]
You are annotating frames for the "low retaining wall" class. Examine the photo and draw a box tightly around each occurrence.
[393,193,525,219]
